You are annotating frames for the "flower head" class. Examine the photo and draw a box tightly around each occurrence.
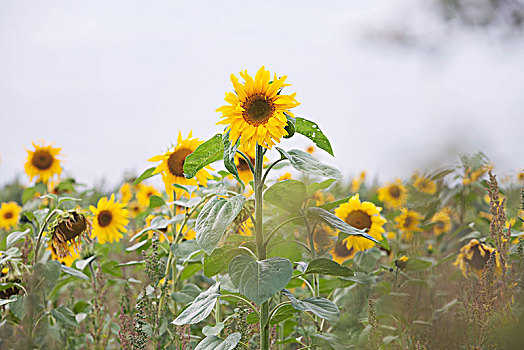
[0,202,22,230]
[413,174,437,194]
[395,208,423,240]
[24,140,62,184]
[90,194,129,244]
[49,210,91,258]
[217,66,300,150]
[431,208,451,235]
[378,179,407,210]
[453,239,501,277]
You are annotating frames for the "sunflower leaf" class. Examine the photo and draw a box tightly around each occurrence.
[195,195,246,254]
[304,258,354,277]
[183,134,224,179]
[282,289,340,322]
[134,167,157,186]
[307,207,379,243]
[222,131,242,185]
[194,332,241,350]
[263,180,306,213]
[275,148,341,180]
[295,117,334,156]
[203,245,244,277]
[172,283,221,325]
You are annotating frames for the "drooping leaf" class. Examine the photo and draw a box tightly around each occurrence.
[130,215,184,241]
[304,258,353,277]
[276,148,341,180]
[183,134,223,179]
[295,117,334,156]
[229,255,293,306]
[263,180,306,213]
[202,322,225,337]
[307,207,379,243]
[195,195,245,254]
[194,332,241,350]
[203,246,244,277]
[172,283,221,325]
[133,167,157,186]
[61,265,89,280]
[282,289,340,322]
[283,114,296,139]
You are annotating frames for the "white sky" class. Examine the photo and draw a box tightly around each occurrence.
[1,0,523,188]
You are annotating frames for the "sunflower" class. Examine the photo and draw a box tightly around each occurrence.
[119,182,132,204]
[313,224,337,254]
[234,145,256,185]
[453,239,501,277]
[462,165,491,185]
[24,140,62,184]
[330,239,356,264]
[216,66,300,150]
[149,131,213,201]
[137,185,161,207]
[334,194,387,252]
[90,194,129,244]
[48,244,81,266]
[306,146,315,154]
[431,208,451,235]
[350,171,367,193]
[48,210,91,258]
[413,174,436,194]
[0,202,22,230]
[377,179,407,210]
[128,201,143,218]
[518,171,524,183]
[278,172,292,181]
[395,208,423,240]
[395,255,409,269]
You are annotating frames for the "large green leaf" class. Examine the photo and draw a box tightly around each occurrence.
[33,260,61,293]
[263,180,306,213]
[306,179,336,196]
[195,195,246,254]
[270,304,297,325]
[194,332,241,350]
[203,246,244,277]
[282,289,340,322]
[295,117,334,156]
[304,258,353,277]
[171,283,202,304]
[172,283,221,325]
[183,134,223,178]
[307,207,378,243]
[229,255,293,306]
[276,148,341,180]
[133,167,157,185]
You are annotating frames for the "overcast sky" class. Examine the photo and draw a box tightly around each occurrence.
[1,0,523,188]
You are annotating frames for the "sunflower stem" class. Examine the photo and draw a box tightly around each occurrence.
[32,208,59,265]
[254,144,270,350]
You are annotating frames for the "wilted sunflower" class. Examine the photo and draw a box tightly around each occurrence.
[0,202,22,230]
[453,239,501,277]
[137,184,160,207]
[330,239,356,264]
[395,208,423,240]
[24,141,62,184]
[378,179,407,210]
[413,174,437,194]
[334,194,386,252]
[431,208,451,235]
[149,131,213,201]
[90,194,129,244]
[49,210,91,258]
[217,66,300,150]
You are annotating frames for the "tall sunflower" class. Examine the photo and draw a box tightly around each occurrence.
[378,179,407,210]
[149,131,213,201]
[217,66,300,150]
[0,202,22,230]
[24,141,62,184]
[90,194,129,244]
[334,194,386,253]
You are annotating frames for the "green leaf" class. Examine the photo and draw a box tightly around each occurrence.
[133,167,157,186]
[275,148,341,179]
[222,131,241,183]
[172,283,220,325]
[268,241,302,262]
[6,229,30,248]
[171,240,201,262]
[203,246,244,277]
[34,260,61,293]
[306,179,336,196]
[183,133,223,179]
[61,265,89,280]
[263,180,306,213]
[75,255,97,271]
[51,306,78,327]
[317,196,350,212]
[171,283,202,304]
[229,255,293,306]
[405,257,434,271]
[246,312,259,324]
[202,322,225,337]
[195,195,246,254]
[148,195,166,209]
[295,117,334,156]
[194,332,241,350]
[311,334,337,349]
[130,215,184,241]
[283,114,296,139]
[304,258,353,277]
[282,289,340,322]
[307,207,379,243]
[22,187,37,204]
[270,304,297,325]
[179,262,203,280]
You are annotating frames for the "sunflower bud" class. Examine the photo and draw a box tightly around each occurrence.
[395,255,409,269]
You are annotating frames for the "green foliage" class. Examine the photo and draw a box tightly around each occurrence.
[295,117,334,156]
[183,133,223,178]
[172,283,221,325]
[276,148,342,179]
[263,179,306,213]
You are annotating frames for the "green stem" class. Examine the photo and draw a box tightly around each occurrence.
[254,144,270,350]
[261,158,285,186]
[33,208,59,265]
[267,301,292,326]
[221,294,260,318]
[303,215,319,298]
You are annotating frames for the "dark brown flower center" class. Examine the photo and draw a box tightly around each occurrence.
[32,150,54,170]
[98,210,113,227]
[345,210,372,230]
[389,185,400,198]
[242,94,275,126]
[314,230,333,247]
[4,212,13,220]
[237,156,254,171]
[333,241,354,258]
[435,221,445,229]
[57,212,88,241]
[403,216,413,229]
[167,148,193,177]
[466,244,491,271]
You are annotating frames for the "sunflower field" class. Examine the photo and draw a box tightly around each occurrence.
[1,67,523,350]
